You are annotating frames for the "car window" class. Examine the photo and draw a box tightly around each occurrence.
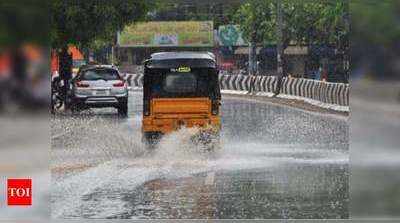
[80,69,120,81]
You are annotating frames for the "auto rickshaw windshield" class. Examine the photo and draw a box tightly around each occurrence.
[144,67,220,99]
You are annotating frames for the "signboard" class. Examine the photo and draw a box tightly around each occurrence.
[118,21,213,47]
[154,34,178,46]
[217,25,248,46]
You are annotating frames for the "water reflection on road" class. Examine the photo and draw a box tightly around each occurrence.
[51,91,349,219]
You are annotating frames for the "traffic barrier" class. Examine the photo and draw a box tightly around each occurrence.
[125,73,349,107]
[125,73,143,87]
[219,74,348,106]
[279,77,349,106]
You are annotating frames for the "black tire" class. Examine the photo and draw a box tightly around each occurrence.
[118,100,128,116]
[142,132,162,149]
[54,95,64,109]
[207,134,221,151]
[70,103,81,114]
[191,131,221,152]
[51,93,63,114]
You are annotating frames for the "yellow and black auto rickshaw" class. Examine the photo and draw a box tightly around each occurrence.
[142,52,221,148]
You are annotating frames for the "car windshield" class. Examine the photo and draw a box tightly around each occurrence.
[80,68,120,81]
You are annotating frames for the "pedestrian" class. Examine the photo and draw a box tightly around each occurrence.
[58,47,73,110]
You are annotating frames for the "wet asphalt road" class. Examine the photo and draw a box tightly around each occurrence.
[51,91,349,219]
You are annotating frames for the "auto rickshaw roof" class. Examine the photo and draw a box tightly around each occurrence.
[149,52,215,61]
[145,52,216,69]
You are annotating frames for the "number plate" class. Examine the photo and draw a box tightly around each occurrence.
[93,90,108,96]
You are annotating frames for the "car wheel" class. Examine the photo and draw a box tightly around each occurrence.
[118,100,128,116]
[70,104,81,114]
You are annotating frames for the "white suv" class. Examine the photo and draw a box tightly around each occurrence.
[70,65,128,115]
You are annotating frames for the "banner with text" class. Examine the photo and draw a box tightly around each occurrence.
[118,21,214,47]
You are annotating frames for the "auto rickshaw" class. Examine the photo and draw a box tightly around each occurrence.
[142,52,221,149]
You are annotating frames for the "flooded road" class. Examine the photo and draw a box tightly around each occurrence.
[51,91,349,219]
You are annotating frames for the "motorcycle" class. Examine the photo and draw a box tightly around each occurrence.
[51,76,64,114]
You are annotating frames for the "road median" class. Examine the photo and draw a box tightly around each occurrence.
[124,73,350,115]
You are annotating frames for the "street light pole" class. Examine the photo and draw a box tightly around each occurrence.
[274,0,284,96]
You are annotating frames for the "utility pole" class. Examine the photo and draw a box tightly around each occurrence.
[274,0,284,96]
[249,32,257,76]
[111,46,114,65]
[112,31,118,66]
[343,0,350,82]
[248,2,257,77]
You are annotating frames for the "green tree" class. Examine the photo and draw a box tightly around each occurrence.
[51,0,154,48]
[51,0,155,73]
[148,1,241,28]
[234,0,274,75]
[50,0,154,110]
[352,0,400,79]
[0,1,48,47]
[234,0,349,76]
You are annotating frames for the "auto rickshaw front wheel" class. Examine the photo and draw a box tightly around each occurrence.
[142,131,162,149]
[190,130,221,152]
